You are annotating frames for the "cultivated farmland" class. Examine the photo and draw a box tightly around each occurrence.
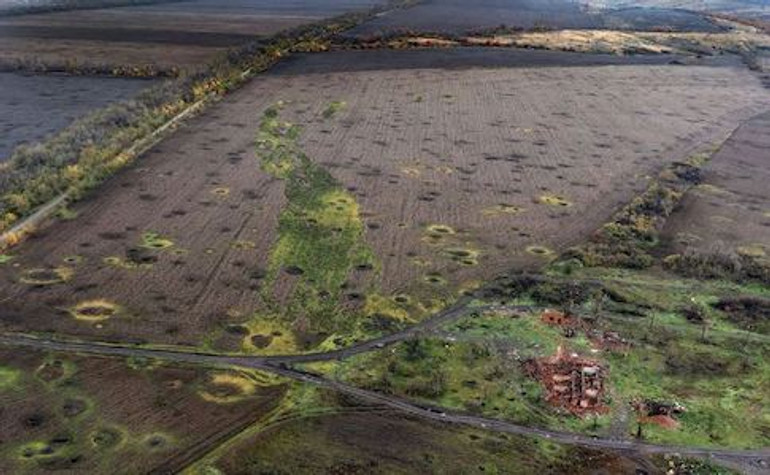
[345,0,722,37]
[661,110,770,273]
[0,72,153,159]
[3,0,770,472]
[0,348,285,474]
[0,0,382,72]
[1,48,768,355]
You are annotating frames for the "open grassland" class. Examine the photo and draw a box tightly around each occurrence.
[0,0,382,73]
[1,48,768,353]
[189,385,685,475]
[0,347,286,474]
[311,267,770,451]
[0,72,154,159]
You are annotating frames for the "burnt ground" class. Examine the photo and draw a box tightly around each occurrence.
[211,408,664,474]
[661,110,770,258]
[0,72,154,159]
[0,347,285,474]
[345,0,723,37]
[0,0,381,71]
[0,48,768,348]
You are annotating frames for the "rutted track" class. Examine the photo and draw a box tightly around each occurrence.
[2,309,770,466]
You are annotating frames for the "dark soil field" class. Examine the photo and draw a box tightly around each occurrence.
[0,72,154,159]
[0,0,381,71]
[207,404,664,474]
[345,0,722,37]
[661,110,770,260]
[0,48,768,352]
[0,347,285,474]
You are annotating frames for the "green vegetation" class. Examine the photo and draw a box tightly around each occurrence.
[249,104,377,349]
[0,366,20,390]
[312,267,770,449]
[563,158,706,269]
[322,101,347,118]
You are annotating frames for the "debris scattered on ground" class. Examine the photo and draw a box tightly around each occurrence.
[524,345,608,415]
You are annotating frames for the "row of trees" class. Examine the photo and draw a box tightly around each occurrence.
[0,1,413,234]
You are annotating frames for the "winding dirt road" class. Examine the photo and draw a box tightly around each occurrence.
[2,301,770,471]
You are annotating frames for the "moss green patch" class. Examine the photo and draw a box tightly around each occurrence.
[252,104,377,342]
[90,427,125,450]
[140,231,174,250]
[0,253,14,265]
[322,101,346,119]
[0,366,21,390]
[56,206,79,220]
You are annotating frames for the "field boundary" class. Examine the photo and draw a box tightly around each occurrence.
[0,0,417,249]
[0,94,208,251]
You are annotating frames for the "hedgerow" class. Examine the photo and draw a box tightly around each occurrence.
[0,0,414,234]
[561,160,704,269]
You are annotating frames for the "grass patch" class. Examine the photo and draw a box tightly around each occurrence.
[69,299,121,321]
[140,231,174,250]
[253,104,377,344]
[322,101,346,119]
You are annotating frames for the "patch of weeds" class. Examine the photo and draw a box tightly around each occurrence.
[563,158,706,270]
[140,231,174,250]
[211,187,230,197]
[482,203,525,217]
[0,365,21,390]
[126,356,160,371]
[322,101,346,119]
[253,105,378,342]
[364,294,414,323]
[231,240,256,250]
[19,267,73,285]
[0,254,14,265]
[526,245,555,259]
[68,299,120,321]
[90,427,124,450]
[538,194,572,207]
[424,272,447,285]
[444,247,479,266]
[199,372,258,404]
[56,207,78,221]
[423,224,456,244]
